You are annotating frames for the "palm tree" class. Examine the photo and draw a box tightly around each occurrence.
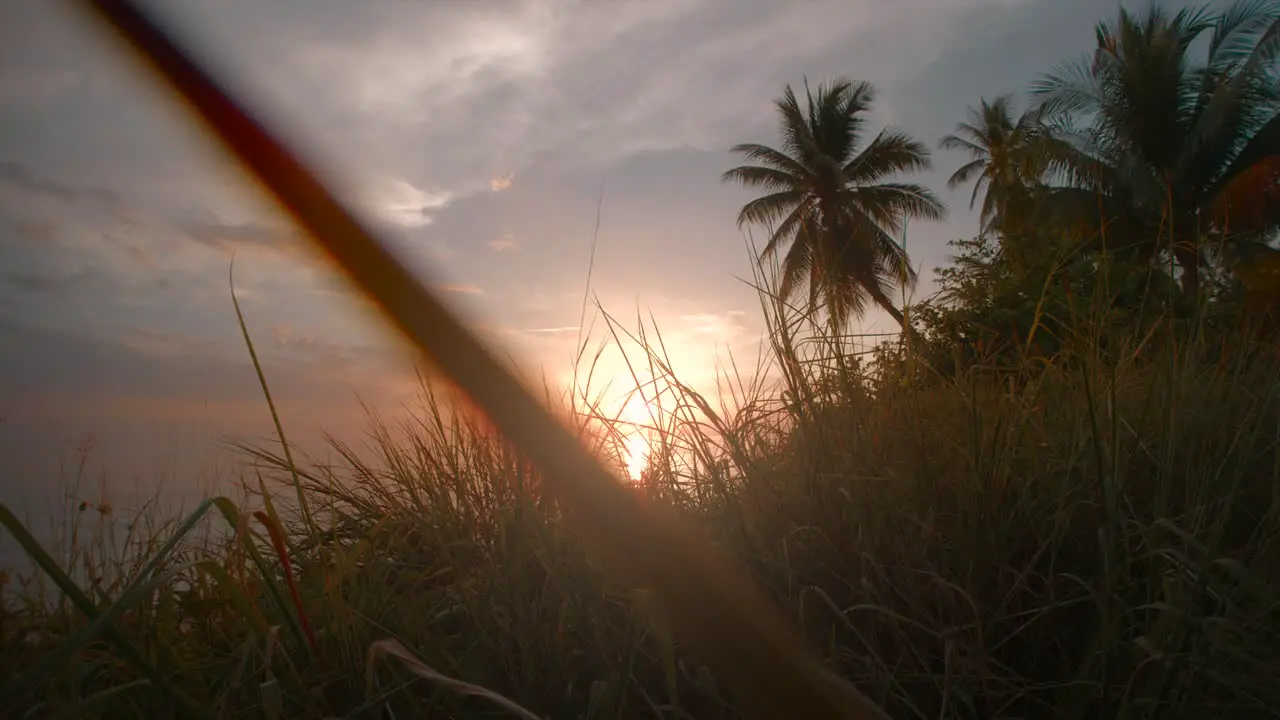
[1030,0,1280,299]
[939,95,1050,237]
[723,78,946,330]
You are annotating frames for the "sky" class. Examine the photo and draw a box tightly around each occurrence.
[0,0,1205,518]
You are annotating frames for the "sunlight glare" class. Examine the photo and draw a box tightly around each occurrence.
[623,430,651,481]
[617,392,653,481]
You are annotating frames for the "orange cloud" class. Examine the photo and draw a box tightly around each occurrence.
[119,328,217,358]
[525,326,579,335]
[435,284,485,295]
[490,171,515,192]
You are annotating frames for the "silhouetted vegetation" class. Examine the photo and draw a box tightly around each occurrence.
[3,1,1279,719]
[722,78,944,332]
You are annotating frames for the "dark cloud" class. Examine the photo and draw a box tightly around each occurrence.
[9,219,57,245]
[0,160,121,208]
[3,266,105,295]
[181,219,305,254]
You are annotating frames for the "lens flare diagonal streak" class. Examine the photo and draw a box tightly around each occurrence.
[72,1,890,717]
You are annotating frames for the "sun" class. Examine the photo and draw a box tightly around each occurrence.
[616,392,654,481]
[622,431,651,481]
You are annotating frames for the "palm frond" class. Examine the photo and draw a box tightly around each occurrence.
[761,203,812,260]
[1032,57,1106,117]
[939,133,988,157]
[1205,112,1280,231]
[722,165,802,193]
[946,158,987,191]
[778,216,817,303]
[978,182,1002,231]
[1212,112,1280,188]
[844,129,933,184]
[1208,0,1280,68]
[727,143,811,176]
[735,190,807,229]
[835,79,877,159]
[807,77,863,163]
[775,85,824,167]
[845,183,946,225]
[1246,15,1280,72]
[1039,129,1111,190]
[1182,69,1278,191]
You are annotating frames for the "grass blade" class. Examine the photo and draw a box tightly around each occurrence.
[230,254,317,541]
[0,504,206,716]
[366,639,545,720]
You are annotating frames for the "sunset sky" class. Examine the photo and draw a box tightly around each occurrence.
[0,0,1202,514]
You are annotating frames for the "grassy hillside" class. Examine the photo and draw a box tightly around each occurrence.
[2,296,1278,720]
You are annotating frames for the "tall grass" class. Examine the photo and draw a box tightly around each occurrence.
[2,271,1279,718]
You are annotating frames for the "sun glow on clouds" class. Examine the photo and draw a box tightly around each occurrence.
[543,306,765,481]
[364,177,452,228]
[490,172,515,192]
[435,284,485,295]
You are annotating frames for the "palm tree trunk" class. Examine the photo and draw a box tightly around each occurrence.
[1175,245,1200,300]
[882,302,906,327]
[879,300,927,352]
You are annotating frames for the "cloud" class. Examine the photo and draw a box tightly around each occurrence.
[488,233,517,252]
[86,0,1023,203]
[125,244,156,269]
[0,161,121,208]
[679,311,750,344]
[524,325,579,335]
[0,164,245,310]
[434,284,485,295]
[0,0,1143,517]
[3,267,105,295]
[361,177,453,229]
[267,323,376,368]
[490,172,515,192]
[9,220,57,245]
[182,219,304,255]
[118,327,219,359]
